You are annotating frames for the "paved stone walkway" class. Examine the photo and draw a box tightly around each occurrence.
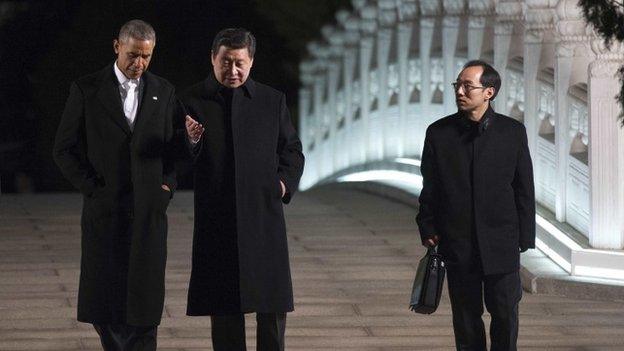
[1,185,624,350]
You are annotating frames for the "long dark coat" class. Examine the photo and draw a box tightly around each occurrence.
[53,64,177,326]
[179,76,304,315]
[416,106,535,275]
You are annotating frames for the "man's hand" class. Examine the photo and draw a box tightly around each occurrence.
[161,184,170,192]
[279,180,286,198]
[185,115,204,143]
[423,235,440,248]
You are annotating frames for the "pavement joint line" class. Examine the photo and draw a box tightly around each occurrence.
[351,304,363,317]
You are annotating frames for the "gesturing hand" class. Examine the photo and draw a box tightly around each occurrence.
[185,115,205,143]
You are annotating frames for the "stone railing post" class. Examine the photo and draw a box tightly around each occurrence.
[419,0,443,114]
[589,39,624,249]
[336,10,361,168]
[354,0,378,162]
[467,0,496,59]
[552,0,593,223]
[323,25,345,173]
[494,0,524,115]
[397,0,419,157]
[378,0,399,158]
[523,0,557,183]
[442,0,466,114]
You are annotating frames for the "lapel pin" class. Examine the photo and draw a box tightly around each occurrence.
[152,96,158,100]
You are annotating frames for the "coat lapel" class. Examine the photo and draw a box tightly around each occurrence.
[132,71,161,136]
[96,65,131,136]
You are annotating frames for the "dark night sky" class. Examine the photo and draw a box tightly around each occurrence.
[0,0,350,192]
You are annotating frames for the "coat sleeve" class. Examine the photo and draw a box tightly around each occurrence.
[512,124,536,251]
[162,88,178,195]
[416,127,438,245]
[276,93,304,204]
[53,82,99,196]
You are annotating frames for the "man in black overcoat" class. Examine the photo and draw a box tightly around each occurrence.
[416,60,535,351]
[53,20,177,350]
[180,28,304,351]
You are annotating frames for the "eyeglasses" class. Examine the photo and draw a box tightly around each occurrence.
[452,82,488,93]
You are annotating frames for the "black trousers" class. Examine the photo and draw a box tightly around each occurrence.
[210,313,286,351]
[93,324,157,351]
[447,264,522,351]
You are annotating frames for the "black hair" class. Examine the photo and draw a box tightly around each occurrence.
[211,28,256,58]
[462,60,501,100]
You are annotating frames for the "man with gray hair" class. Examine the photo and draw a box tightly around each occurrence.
[54,19,177,350]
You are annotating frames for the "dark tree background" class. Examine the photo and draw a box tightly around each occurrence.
[0,0,349,193]
[579,0,624,125]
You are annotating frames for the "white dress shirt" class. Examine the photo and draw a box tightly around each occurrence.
[113,62,139,131]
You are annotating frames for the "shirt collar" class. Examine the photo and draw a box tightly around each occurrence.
[113,61,139,86]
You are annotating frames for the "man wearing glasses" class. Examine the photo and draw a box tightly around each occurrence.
[416,60,535,351]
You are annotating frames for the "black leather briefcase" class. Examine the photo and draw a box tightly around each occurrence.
[409,246,445,314]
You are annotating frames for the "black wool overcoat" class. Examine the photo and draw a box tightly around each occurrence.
[179,76,304,315]
[53,65,177,326]
[416,106,535,275]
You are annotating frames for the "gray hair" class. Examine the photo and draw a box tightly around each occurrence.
[118,19,156,44]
